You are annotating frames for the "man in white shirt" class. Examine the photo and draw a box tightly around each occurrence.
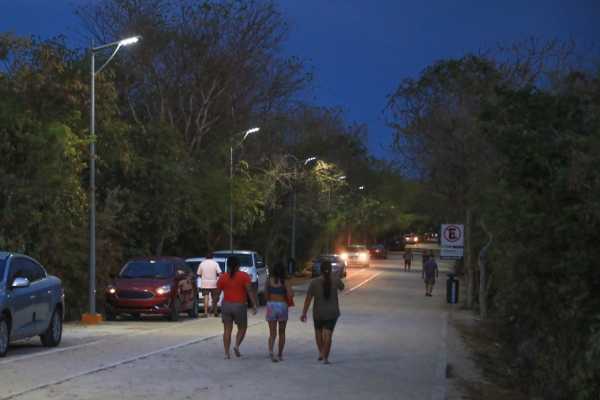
[197,253,222,317]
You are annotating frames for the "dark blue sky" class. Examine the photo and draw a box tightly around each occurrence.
[2,0,599,158]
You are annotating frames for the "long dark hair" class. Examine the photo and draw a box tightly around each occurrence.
[270,261,286,285]
[321,261,332,300]
[227,256,240,278]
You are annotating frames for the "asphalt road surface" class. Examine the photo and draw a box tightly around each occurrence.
[0,252,451,400]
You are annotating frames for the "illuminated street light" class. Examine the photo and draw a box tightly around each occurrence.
[230,127,261,251]
[86,35,141,322]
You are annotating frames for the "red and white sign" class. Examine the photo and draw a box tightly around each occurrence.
[441,224,464,247]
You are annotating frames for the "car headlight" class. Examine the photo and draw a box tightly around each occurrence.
[359,252,369,261]
[107,286,116,295]
[414,236,419,242]
[340,253,348,261]
[156,285,171,295]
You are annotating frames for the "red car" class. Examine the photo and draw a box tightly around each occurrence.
[105,257,198,321]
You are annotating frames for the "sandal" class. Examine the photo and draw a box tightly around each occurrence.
[233,347,241,358]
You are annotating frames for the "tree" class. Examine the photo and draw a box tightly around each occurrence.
[386,55,502,310]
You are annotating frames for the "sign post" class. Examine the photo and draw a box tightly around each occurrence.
[441,224,464,260]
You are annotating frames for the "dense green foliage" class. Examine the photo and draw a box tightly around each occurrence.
[388,50,600,398]
[0,1,418,319]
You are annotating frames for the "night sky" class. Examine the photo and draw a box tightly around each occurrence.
[2,0,599,158]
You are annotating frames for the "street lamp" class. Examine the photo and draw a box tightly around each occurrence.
[85,35,140,323]
[230,127,260,252]
[326,175,346,253]
[289,155,318,261]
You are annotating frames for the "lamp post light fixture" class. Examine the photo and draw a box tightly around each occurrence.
[84,35,140,324]
[229,127,261,252]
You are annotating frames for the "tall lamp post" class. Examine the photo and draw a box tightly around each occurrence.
[288,156,317,261]
[84,36,140,323]
[229,127,260,252]
[327,175,346,253]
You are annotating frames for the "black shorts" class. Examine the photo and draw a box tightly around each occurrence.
[314,318,338,331]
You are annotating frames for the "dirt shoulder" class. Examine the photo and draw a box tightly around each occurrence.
[447,308,529,400]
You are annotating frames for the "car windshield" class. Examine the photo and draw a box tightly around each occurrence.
[185,261,200,271]
[120,261,174,279]
[212,253,253,267]
[347,245,366,251]
[318,255,339,263]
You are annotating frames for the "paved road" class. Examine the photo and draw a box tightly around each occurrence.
[0,253,451,400]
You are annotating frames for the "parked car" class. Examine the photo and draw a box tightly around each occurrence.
[311,255,347,278]
[105,257,198,321]
[0,251,64,357]
[339,245,370,268]
[187,250,268,306]
[368,244,388,259]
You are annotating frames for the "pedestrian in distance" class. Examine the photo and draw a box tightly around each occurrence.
[265,261,294,362]
[403,248,413,272]
[301,261,344,365]
[197,252,222,318]
[422,251,438,297]
[217,256,257,359]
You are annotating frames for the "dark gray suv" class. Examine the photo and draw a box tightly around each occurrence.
[0,251,64,357]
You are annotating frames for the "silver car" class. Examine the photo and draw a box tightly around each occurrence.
[0,251,64,357]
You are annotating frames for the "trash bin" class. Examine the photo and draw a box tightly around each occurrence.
[446,273,459,304]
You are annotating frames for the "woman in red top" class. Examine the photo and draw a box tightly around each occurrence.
[217,256,257,359]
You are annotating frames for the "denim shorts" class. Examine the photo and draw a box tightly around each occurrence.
[265,301,288,321]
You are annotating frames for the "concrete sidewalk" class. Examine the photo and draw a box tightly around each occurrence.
[2,256,452,400]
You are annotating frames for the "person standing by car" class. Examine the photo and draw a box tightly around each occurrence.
[197,253,222,317]
[265,261,293,362]
[422,251,439,297]
[403,248,413,272]
[301,261,344,365]
[217,256,257,359]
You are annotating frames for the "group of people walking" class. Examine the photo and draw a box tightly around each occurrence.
[196,253,344,364]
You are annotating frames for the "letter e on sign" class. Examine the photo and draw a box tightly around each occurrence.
[441,224,464,247]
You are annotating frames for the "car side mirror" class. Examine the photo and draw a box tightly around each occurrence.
[11,277,30,289]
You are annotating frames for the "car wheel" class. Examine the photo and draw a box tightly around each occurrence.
[188,294,199,319]
[0,316,9,357]
[169,298,181,322]
[41,308,62,347]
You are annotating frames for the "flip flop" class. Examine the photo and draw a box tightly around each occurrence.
[233,347,241,357]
